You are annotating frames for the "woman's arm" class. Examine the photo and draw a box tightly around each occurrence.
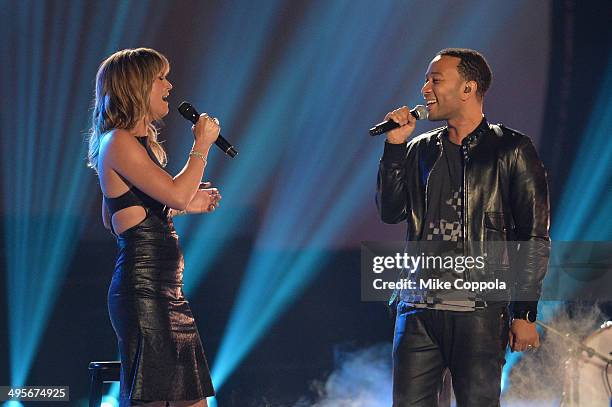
[169,182,221,217]
[101,116,219,210]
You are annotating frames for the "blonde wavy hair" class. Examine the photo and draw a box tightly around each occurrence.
[87,48,169,172]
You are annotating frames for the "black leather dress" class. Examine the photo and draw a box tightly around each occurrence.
[105,136,214,406]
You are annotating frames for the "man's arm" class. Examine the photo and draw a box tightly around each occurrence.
[376,142,410,223]
[509,135,551,317]
[375,106,419,224]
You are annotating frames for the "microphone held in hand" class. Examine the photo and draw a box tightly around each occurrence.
[178,101,238,158]
[369,105,428,136]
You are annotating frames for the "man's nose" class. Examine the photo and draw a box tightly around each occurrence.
[421,83,430,96]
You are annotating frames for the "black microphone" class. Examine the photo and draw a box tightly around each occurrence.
[178,101,238,158]
[369,105,428,136]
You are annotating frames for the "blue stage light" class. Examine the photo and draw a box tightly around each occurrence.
[1,0,168,392]
[553,55,612,241]
[502,55,612,394]
[100,395,118,407]
[208,0,542,392]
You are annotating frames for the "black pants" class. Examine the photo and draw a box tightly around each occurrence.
[392,303,509,407]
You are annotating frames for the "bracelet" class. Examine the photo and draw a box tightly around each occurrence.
[189,150,207,166]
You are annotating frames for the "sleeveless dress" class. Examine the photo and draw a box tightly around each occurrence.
[105,136,214,406]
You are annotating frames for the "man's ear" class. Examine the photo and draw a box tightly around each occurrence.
[462,80,478,100]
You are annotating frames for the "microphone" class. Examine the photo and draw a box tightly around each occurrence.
[178,101,238,158]
[369,105,428,136]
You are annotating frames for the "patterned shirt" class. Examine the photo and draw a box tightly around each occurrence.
[399,131,476,310]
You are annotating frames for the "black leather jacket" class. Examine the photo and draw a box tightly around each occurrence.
[376,118,550,314]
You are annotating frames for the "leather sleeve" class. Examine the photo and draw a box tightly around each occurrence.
[376,141,409,224]
[509,136,551,316]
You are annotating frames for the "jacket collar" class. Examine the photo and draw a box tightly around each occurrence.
[435,116,490,147]
[461,116,489,147]
[433,117,489,163]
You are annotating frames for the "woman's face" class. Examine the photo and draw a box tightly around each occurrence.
[149,66,172,120]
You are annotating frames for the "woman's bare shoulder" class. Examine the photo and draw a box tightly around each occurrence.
[102,128,135,145]
[100,129,142,156]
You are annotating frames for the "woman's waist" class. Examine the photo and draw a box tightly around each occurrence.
[114,212,177,240]
[116,226,178,242]
[115,221,181,256]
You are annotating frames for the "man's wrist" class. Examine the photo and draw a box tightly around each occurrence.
[512,309,537,323]
[511,301,538,322]
[382,141,407,162]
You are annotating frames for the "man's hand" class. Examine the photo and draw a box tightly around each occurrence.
[385,106,417,144]
[509,319,540,352]
[185,182,222,214]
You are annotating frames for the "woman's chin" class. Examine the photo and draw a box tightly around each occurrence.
[152,109,169,121]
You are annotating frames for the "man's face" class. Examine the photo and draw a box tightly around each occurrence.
[421,55,466,121]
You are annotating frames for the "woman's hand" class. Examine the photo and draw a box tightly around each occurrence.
[192,113,220,149]
[185,182,222,214]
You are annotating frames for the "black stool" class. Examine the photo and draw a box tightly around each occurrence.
[88,361,120,407]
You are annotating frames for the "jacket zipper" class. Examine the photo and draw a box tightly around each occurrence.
[462,142,470,281]
[423,132,444,237]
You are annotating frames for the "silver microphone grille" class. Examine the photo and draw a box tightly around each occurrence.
[413,104,428,120]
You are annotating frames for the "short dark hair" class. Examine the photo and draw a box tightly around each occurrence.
[437,48,492,98]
